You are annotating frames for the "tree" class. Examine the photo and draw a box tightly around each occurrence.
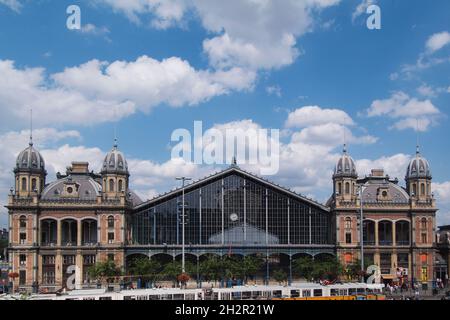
[88,260,122,285]
[293,256,344,282]
[162,261,195,287]
[199,256,222,286]
[293,256,314,281]
[127,257,161,286]
[239,256,264,283]
[273,269,288,285]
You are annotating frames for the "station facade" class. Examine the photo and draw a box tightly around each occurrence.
[6,134,441,292]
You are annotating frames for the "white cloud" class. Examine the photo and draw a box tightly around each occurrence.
[426,31,450,54]
[53,56,255,109]
[352,0,376,22]
[99,0,340,71]
[99,0,189,28]
[433,182,450,225]
[291,123,377,147]
[285,106,355,128]
[0,0,21,12]
[394,31,450,80]
[356,154,411,182]
[0,57,255,127]
[266,85,282,97]
[417,84,439,98]
[366,92,441,132]
[80,23,110,36]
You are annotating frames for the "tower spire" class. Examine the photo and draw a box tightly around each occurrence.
[416,118,420,155]
[29,108,33,146]
[113,124,118,149]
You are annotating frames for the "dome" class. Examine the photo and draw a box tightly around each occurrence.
[41,175,102,201]
[15,141,45,173]
[406,147,431,180]
[333,145,357,178]
[101,140,129,175]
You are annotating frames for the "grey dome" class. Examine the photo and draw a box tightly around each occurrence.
[42,175,102,200]
[334,145,357,178]
[15,142,45,173]
[101,140,129,175]
[406,147,431,180]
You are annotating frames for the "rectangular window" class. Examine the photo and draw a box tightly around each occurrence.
[19,254,26,266]
[421,233,427,243]
[43,255,55,265]
[107,254,115,261]
[20,232,26,244]
[19,270,26,285]
[345,232,352,244]
[313,289,322,297]
[43,270,55,285]
[380,253,391,274]
[83,255,96,265]
[63,255,75,265]
[108,232,115,244]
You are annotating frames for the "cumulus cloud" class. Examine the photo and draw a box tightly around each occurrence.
[0,57,255,127]
[366,92,441,132]
[433,182,450,225]
[0,0,21,12]
[426,31,450,54]
[98,0,340,71]
[285,106,355,128]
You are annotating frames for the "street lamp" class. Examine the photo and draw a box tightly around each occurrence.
[176,177,191,275]
[358,184,366,282]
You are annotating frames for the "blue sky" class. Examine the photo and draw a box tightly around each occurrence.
[0,0,449,227]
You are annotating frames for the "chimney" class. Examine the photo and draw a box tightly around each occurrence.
[71,162,89,174]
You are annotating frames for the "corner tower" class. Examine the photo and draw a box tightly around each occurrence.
[14,136,46,198]
[406,146,432,201]
[333,144,358,203]
[101,139,129,200]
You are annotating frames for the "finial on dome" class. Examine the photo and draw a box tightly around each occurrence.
[113,125,118,149]
[343,143,347,154]
[416,144,420,155]
[29,108,33,146]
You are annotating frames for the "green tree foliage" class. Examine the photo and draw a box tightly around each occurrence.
[273,269,288,285]
[127,257,161,284]
[293,256,344,282]
[88,260,122,284]
[162,261,195,286]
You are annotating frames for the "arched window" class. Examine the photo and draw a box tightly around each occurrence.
[19,215,27,228]
[345,217,352,229]
[31,178,37,192]
[108,216,115,229]
[412,184,417,196]
[345,182,350,194]
[21,177,27,191]
[421,218,427,230]
[118,180,123,192]
[109,179,115,192]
